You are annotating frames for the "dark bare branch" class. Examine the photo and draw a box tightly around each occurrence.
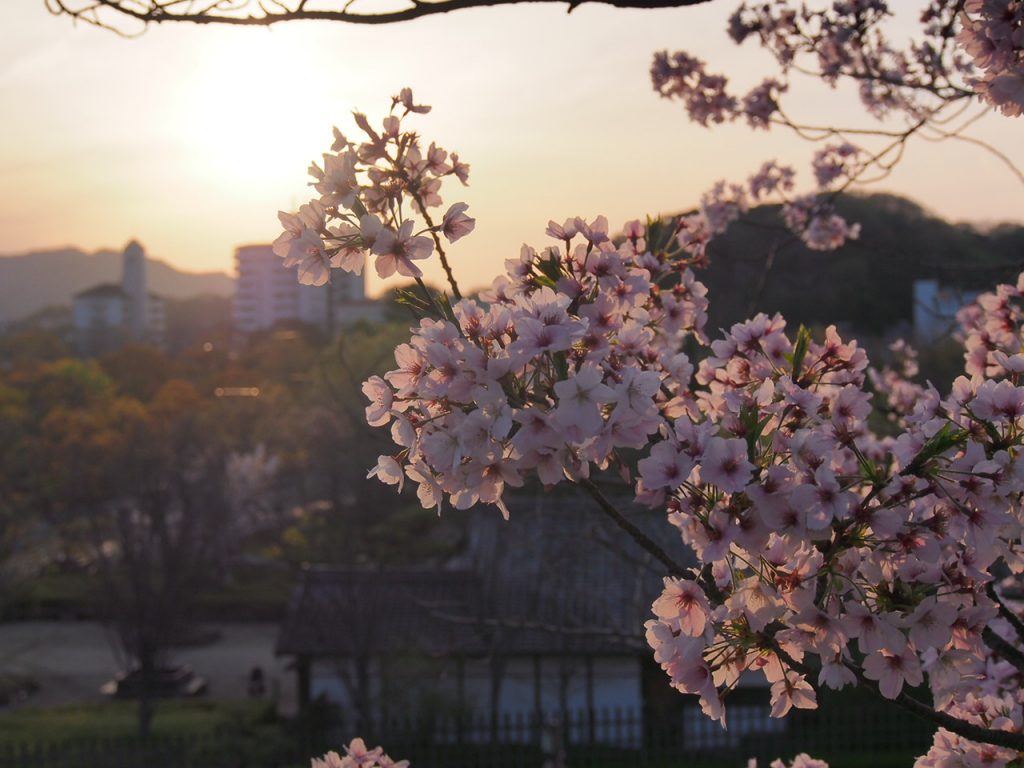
[987,581,1024,643]
[982,626,1024,675]
[578,477,687,578]
[768,636,1024,752]
[47,0,715,30]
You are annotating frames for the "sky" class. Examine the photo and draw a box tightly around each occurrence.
[1,1,1022,297]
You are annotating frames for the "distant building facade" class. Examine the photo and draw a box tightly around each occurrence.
[72,241,165,355]
[912,279,979,341]
[275,495,791,752]
[233,245,381,335]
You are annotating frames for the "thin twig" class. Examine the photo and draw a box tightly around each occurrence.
[411,192,462,299]
[987,582,1024,643]
[578,478,686,577]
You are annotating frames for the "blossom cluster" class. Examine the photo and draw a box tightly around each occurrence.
[694,158,861,253]
[363,212,710,518]
[641,303,1024,740]
[958,0,1024,117]
[273,88,474,287]
[959,272,1024,378]
[652,39,872,252]
[636,272,1024,767]
[316,739,824,768]
[652,1,972,127]
[750,756,829,768]
[652,1,1023,257]
[308,94,1024,767]
[867,339,926,423]
[312,739,407,768]
[723,1,981,116]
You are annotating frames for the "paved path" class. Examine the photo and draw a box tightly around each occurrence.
[0,622,296,713]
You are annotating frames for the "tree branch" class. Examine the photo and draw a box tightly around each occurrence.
[410,192,462,300]
[861,673,1024,751]
[982,626,1024,675]
[48,0,715,30]
[987,581,1024,644]
[578,478,687,578]
[769,636,1024,752]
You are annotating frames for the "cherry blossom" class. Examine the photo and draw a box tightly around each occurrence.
[959,1,1024,116]
[311,739,409,768]
[274,89,473,293]
[651,0,1023,257]
[273,91,1024,768]
[372,219,434,278]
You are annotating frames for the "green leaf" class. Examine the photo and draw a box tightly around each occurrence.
[789,325,812,382]
[552,351,569,381]
[533,272,558,289]
[395,288,431,316]
[536,249,563,284]
[437,292,458,324]
[740,404,773,464]
[903,422,968,476]
[647,215,682,255]
[350,198,369,219]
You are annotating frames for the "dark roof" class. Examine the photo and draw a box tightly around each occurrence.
[75,283,127,299]
[277,568,488,657]
[277,489,693,659]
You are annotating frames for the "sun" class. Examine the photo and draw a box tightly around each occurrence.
[174,28,338,189]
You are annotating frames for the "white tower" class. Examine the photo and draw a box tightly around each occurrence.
[121,240,148,340]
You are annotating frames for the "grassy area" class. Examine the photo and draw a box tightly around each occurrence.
[0,700,302,768]
[0,703,925,768]
[5,566,293,622]
[0,699,273,744]
[0,693,926,767]
[193,571,293,621]
[2,571,97,620]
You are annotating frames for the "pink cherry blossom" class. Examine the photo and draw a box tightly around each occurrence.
[440,203,476,243]
[280,92,1024,764]
[700,437,754,493]
[652,578,710,636]
[372,220,434,279]
[863,646,923,700]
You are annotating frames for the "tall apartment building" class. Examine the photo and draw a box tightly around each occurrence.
[232,245,377,335]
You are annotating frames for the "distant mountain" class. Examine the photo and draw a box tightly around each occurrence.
[0,247,235,324]
[700,193,1024,336]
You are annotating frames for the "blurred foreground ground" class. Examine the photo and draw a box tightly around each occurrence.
[0,622,295,714]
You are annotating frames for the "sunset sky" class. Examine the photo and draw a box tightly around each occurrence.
[2,1,1022,296]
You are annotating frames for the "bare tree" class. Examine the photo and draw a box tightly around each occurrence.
[95,386,235,737]
[33,379,238,737]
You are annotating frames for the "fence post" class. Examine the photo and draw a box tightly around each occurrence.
[540,714,565,768]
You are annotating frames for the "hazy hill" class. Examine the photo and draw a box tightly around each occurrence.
[0,247,235,324]
[701,193,1024,336]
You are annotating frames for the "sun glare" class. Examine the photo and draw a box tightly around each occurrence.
[178,30,332,189]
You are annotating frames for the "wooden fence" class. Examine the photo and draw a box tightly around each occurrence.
[0,691,935,768]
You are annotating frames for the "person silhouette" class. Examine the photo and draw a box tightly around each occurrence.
[248,666,266,698]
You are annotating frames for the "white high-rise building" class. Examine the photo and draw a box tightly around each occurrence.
[121,240,149,340]
[72,241,165,355]
[232,245,378,335]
